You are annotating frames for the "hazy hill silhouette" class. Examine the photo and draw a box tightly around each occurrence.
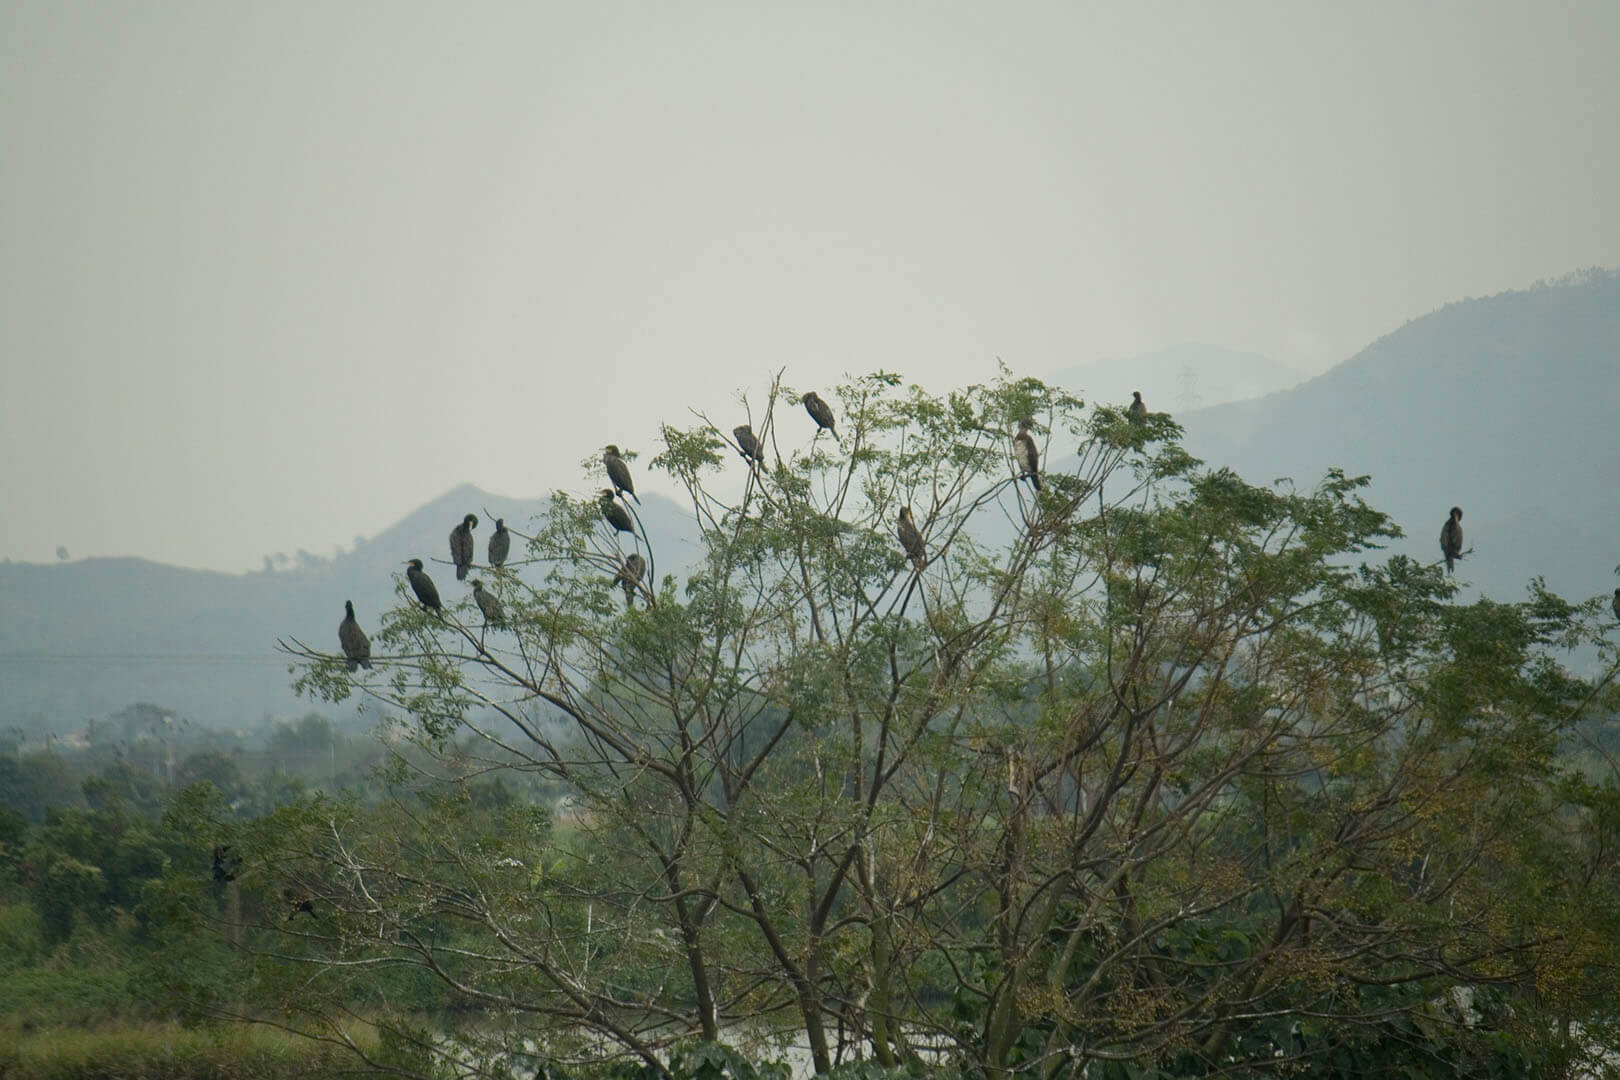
[0,484,692,734]
[1180,269,1620,613]
[1052,343,1306,413]
[3,272,1615,732]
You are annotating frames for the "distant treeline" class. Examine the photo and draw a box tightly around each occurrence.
[0,703,561,1034]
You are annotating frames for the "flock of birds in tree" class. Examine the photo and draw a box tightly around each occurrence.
[330,386,1620,678]
[332,390,850,671]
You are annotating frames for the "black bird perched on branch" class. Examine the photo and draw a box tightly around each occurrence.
[450,514,478,580]
[406,559,442,612]
[802,392,839,442]
[1127,391,1147,422]
[898,506,927,572]
[599,490,635,536]
[1613,588,1620,623]
[734,424,764,467]
[283,886,316,921]
[603,445,639,504]
[614,552,646,608]
[211,845,241,885]
[1440,507,1464,574]
[1012,422,1041,491]
[338,600,371,671]
[471,580,505,627]
[488,518,510,568]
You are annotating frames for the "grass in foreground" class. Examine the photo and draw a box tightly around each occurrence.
[0,1019,379,1080]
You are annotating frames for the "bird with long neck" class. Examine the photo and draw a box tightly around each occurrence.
[450,513,478,580]
[897,506,927,572]
[488,518,510,568]
[733,424,765,467]
[405,558,442,612]
[471,580,505,628]
[211,845,241,885]
[599,489,635,536]
[604,445,639,504]
[802,391,839,442]
[338,600,371,671]
[1440,507,1464,574]
[1012,422,1041,491]
[615,552,646,608]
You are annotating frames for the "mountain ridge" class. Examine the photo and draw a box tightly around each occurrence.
[0,484,691,732]
[1050,342,1306,413]
[4,270,1616,731]
[1180,268,1619,610]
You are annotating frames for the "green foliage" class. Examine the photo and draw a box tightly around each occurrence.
[0,1020,372,1080]
[0,902,44,966]
[174,751,242,797]
[821,1065,928,1080]
[247,369,1620,1079]
[0,805,26,880]
[0,962,132,1026]
[33,856,104,944]
[0,753,81,823]
[670,1041,791,1080]
[11,365,1620,1076]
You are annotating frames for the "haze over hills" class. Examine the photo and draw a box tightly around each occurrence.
[1051,343,1307,413]
[2,271,1616,734]
[0,484,694,734]
[1179,268,1620,614]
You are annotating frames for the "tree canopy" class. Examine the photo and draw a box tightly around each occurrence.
[254,371,1620,1078]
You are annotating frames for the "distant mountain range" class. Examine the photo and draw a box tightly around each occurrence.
[0,485,694,734]
[2,271,1616,733]
[1050,343,1307,413]
[1180,268,1620,615]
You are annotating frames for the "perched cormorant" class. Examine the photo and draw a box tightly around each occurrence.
[614,552,646,608]
[802,392,839,441]
[599,489,635,536]
[488,518,510,568]
[1012,423,1041,491]
[472,580,505,627]
[450,514,479,581]
[338,600,371,672]
[406,559,442,612]
[897,506,927,572]
[1611,588,1618,623]
[1127,391,1147,421]
[604,445,639,504]
[211,845,241,884]
[1440,507,1464,574]
[734,424,765,466]
[283,886,316,921]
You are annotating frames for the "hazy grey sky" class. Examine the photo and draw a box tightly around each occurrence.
[3,1,1616,572]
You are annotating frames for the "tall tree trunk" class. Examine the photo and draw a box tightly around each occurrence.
[674,893,718,1041]
[801,949,833,1074]
[866,908,899,1067]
